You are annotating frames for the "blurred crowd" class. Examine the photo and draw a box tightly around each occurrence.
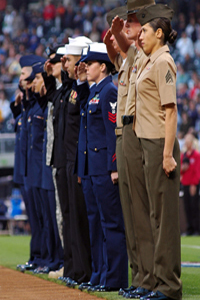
[0,0,200,143]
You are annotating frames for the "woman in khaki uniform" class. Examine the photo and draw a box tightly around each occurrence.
[134,4,182,300]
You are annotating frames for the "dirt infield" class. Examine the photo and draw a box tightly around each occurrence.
[0,266,105,300]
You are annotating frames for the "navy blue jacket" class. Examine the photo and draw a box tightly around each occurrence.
[76,82,96,177]
[26,93,46,188]
[13,113,24,184]
[86,75,118,176]
[20,89,34,178]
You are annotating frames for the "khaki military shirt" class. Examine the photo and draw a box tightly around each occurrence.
[135,45,177,139]
[125,48,146,117]
[114,44,137,135]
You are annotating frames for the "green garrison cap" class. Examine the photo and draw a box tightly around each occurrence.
[136,4,174,26]
[106,6,127,27]
[127,0,155,15]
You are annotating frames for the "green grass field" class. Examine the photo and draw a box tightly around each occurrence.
[0,235,200,299]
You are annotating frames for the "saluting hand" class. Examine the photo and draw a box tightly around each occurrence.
[111,16,124,35]
[163,155,177,177]
[77,62,87,82]
[15,91,23,106]
[61,55,67,72]
[44,60,53,76]
[103,29,113,46]
[40,83,47,97]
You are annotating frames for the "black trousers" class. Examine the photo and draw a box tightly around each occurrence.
[56,163,91,283]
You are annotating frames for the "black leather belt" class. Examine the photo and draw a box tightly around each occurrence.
[122,115,134,126]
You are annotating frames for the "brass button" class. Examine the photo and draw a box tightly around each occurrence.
[84,151,86,154]
[85,126,87,129]
[89,110,91,113]
[95,148,97,151]
[82,113,84,116]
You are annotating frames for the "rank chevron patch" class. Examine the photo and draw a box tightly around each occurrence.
[108,112,116,123]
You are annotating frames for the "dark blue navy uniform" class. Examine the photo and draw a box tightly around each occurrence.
[87,75,128,289]
[25,90,63,271]
[76,82,104,286]
[24,93,47,268]
[77,75,128,289]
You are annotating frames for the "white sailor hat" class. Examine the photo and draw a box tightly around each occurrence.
[68,36,93,45]
[65,40,88,56]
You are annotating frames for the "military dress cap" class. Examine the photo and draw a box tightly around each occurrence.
[45,44,64,58]
[45,46,55,58]
[25,57,46,81]
[81,43,111,63]
[136,4,174,26]
[127,0,155,15]
[106,5,127,27]
[19,54,44,68]
[49,46,66,64]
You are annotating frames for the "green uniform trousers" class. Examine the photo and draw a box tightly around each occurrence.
[139,137,182,300]
[122,124,155,291]
[116,134,139,287]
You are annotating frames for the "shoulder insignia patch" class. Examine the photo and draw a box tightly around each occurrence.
[110,102,117,114]
[165,70,173,84]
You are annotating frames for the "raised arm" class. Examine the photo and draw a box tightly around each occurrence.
[111,16,132,53]
[103,29,118,64]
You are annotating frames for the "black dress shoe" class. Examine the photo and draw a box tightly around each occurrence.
[126,287,151,298]
[58,276,69,282]
[118,286,136,295]
[140,291,173,300]
[78,282,93,291]
[66,277,78,288]
[89,285,119,292]
[18,263,37,272]
[88,284,101,292]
